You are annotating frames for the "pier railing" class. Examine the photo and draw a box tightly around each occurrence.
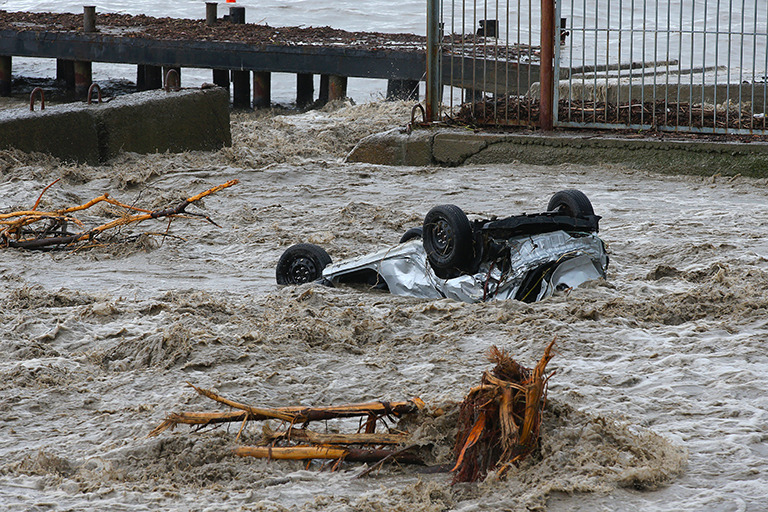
[433,0,768,135]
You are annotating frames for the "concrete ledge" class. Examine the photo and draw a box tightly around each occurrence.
[345,128,433,167]
[346,128,768,178]
[0,87,231,164]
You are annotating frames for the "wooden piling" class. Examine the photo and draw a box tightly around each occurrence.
[232,70,250,108]
[328,75,347,101]
[137,64,162,91]
[0,56,11,97]
[296,73,314,107]
[386,79,419,101]
[253,71,271,108]
[212,69,229,90]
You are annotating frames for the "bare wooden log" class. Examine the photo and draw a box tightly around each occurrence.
[148,385,424,439]
[263,426,408,446]
[233,445,424,465]
[188,382,423,423]
[147,411,248,437]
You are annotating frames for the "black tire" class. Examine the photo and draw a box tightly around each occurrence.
[422,204,474,276]
[276,243,332,285]
[547,189,594,218]
[399,227,423,244]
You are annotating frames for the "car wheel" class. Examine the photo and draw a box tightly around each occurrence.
[547,189,595,217]
[276,243,332,285]
[423,204,473,277]
[399,227,423,244]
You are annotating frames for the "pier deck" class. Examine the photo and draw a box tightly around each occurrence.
[0,10,538,106]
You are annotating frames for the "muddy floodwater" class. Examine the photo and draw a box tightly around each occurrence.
[1,100,767,511]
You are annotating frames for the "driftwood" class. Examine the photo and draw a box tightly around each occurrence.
[451,339,556,484]
[149,342,556,481]
[148,382,423,437]
[0,179,239,249]
[148,382,426,471]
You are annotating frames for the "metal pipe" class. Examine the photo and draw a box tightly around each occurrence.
[426,0,441,122]
[83,6,96,33]
[540,0,555,130]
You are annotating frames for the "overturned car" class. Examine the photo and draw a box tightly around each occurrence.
[276,189,608,303]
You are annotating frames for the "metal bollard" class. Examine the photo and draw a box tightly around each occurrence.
[229,6,245,24]
[83,6,96,33]
[30,87,45,111]
[206,3,218,26]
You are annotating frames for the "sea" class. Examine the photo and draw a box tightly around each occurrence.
[1,1,768,512]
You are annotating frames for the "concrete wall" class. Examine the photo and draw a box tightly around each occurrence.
[346,128,768,178]
[0,87,231,164]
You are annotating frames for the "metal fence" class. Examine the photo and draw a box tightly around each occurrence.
[435,0,768,134]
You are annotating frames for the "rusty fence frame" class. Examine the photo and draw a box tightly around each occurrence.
[429,0,768,135]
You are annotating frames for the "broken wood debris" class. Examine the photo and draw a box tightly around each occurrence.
[452,339,556,484]
[453,95,768,132]
[148,383,426,471]
[0,179,238,250]
[149,342,555,482]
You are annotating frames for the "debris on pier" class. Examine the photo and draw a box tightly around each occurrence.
[0,11,428,51]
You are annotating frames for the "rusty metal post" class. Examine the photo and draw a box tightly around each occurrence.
[253,71,271,108]
[296,73,314,107]
[206,2,218,26]
[540,0,555,131]
[73,60,92,100]
[0,56,11,96]
[83,6,96,32]
[425,0,441,122]
[328,75,347,101]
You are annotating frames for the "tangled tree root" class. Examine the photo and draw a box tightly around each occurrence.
[452,339,556,484]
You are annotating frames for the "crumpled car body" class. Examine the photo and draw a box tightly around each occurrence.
[322,230,607,303]
[276,189,609,303]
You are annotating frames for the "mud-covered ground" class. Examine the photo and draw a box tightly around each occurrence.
[1,99,767,511]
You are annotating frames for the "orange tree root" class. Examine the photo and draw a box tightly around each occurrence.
[451,338,556,484]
